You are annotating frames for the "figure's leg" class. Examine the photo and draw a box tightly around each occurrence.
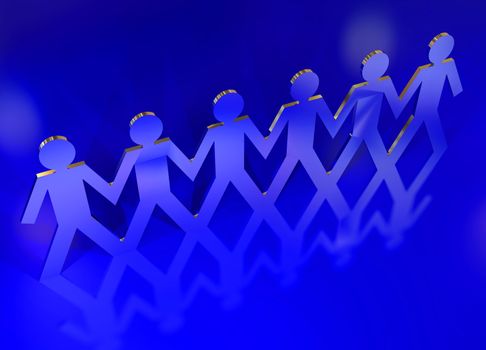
[299,151,327,189]
[388,117,423,164]
[160,193,233,307]
[409,115,446,196]
[97,255,131,301]
[329,136,362,180]
[231,172,267,214]
[42,272,93,305]
[339,135,409,247]
[197,178,230,225]
[161,193,229,267]
[227,173,286,291]
[163,193,231,272]
[79,217,124,256]
[292,137,362,255]
[41,225,77,280]
[366,132,389,167]
[265,156,299,203]
[426,114,447,155]
[364,134,406,219]
[122,202,156,251]
[237,171,303,284]
[366,133,405,192]
[121,250,184,330]
[159,194,199,233]
[42,274,115,346]
[301,153,349,220]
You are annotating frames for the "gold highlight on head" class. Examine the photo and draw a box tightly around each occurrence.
[362,50,383,65]
[290,69,313,84]
[213,89,238,105]
[39,135,68,150]
[429,32,449,48]
[129,111,156,127]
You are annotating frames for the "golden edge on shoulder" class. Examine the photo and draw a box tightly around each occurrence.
[308,94,323,101]
[234,115,249,122]
[124,144,143,153]
[36,169,56,178]
[67,161,86,169]
[36,161,86,178]
[207,122,224,129]
[154,137,170,145]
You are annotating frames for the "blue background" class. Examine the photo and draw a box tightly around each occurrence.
[0,0,485,349]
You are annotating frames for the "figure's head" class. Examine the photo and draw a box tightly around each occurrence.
[129,112,163,145]
[361,50,389,82]
[290,69,319,101]
[39,136,76,170]
[428,32,454,64]
[213,90,244,123]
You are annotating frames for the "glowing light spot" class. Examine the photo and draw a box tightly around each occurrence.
[340,10,397,76]
[0,86,42,155]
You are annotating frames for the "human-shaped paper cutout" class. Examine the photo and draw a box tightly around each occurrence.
[393,33,462,194]
[22,136,135,279]
[20,36,464,344]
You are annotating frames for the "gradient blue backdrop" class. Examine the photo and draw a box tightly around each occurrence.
[0,0,485,349]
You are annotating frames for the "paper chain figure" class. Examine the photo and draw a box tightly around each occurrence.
[21,33,462,348]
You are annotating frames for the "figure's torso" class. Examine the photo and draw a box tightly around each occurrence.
[352,87,384,139]
[45,167,91,225]
[134,142,171,199]
[212,124,246,178]
[416,65,448,113]
[286,101,318,157]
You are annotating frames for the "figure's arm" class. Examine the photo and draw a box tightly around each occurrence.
[265,103,291,152]
[21,177,48,224]
[445,58,463,96]
[381,77,403,118]
[109,147,141,202]
[79,162,119,204]
[313,95,340,137]
[333,84,363,130]
[191,129,215,176]
[168,141,196,180]
[399,65,428,105]
[240,116,271,158]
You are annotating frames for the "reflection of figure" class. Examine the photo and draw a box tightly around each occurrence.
[392,33,462,194]
[43,254,161,349]
[265,69,349,219]
[22,136,135,280]
[43,260,126,349]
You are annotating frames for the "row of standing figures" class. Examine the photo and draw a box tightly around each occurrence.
[21,32,462,340]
